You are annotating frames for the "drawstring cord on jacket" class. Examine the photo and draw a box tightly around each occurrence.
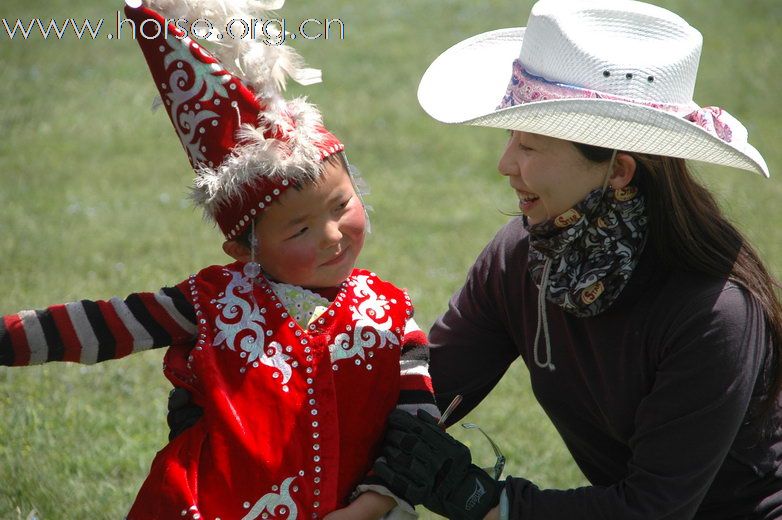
[533,257,555,371]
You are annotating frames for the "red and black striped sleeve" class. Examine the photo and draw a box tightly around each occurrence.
[0,285,197,366]
[397,312,440,419]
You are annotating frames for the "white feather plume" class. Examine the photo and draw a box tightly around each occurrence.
[144,0,318,102]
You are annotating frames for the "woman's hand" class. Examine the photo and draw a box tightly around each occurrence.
[373,409,502,520]
[323,491,396,520]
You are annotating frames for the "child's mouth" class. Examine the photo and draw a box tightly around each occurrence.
[321,247,349,267]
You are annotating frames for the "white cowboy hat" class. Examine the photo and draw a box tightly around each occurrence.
[417,0,769,177]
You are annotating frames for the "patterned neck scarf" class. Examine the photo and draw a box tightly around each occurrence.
[524,185,648,318]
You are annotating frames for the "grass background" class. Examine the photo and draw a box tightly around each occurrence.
[0,0,780,518]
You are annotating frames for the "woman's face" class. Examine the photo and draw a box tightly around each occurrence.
[498,131,609,225]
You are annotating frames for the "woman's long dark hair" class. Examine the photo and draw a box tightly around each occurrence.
[575,143,782,421]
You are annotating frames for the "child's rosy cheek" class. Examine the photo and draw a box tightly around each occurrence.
[345,206,367,231]
[283,243,318,267]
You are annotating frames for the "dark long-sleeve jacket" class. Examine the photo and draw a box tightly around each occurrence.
[429,217,782,519]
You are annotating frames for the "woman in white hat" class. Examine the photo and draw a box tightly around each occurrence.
[372,0,781,519]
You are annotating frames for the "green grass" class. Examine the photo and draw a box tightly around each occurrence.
[1,0,780,518]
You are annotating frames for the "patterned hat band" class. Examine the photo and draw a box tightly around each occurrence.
[498,59,738,145]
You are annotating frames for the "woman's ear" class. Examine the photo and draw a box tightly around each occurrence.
[609,152,636,189]
[222,240,251,263]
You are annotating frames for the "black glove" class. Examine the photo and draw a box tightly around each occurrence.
[167,387,203,440]
[374,409,502,520]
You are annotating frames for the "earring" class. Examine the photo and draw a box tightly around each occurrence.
[245,218,262,278]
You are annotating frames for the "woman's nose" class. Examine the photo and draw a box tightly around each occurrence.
[497,141,517,178]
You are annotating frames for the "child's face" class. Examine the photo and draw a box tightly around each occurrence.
[240,159,366,289]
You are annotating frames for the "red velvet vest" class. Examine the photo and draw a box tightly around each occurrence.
[128,262,409,519]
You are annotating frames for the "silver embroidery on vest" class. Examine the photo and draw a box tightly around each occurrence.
[213,266,292,382]
[330,275,400,362]
[241,476,298,520]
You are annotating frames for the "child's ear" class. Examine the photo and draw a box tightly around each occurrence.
[222,240,251,262]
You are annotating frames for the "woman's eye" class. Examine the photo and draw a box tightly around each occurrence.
[337,197,352,210]
[506,129,530,150]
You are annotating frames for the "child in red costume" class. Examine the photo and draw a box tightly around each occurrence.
[0,1,438,518]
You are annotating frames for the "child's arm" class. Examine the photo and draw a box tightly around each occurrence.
[394,315,440,419]
[324,491,396,520]
[0,285,197,366]
[349,308,440,519]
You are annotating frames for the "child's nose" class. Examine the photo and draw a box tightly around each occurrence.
[321,220,343,247]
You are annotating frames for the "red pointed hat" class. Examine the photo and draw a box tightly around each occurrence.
[125,1,345,239]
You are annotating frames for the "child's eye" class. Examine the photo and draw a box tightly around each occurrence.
[337,197,352,210]
[289,227,308,239]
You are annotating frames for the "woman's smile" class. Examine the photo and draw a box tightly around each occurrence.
[515,189,541,212]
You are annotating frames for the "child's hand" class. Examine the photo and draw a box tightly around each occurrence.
[323,491,396,520]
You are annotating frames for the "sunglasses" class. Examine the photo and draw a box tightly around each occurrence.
[438,395,506,481]
[462,422,506,481]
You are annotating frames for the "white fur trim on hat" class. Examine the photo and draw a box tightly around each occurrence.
[190,97,331,216]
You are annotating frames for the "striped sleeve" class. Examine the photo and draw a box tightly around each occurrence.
[0,285,197,367]
[397,315,440,419]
